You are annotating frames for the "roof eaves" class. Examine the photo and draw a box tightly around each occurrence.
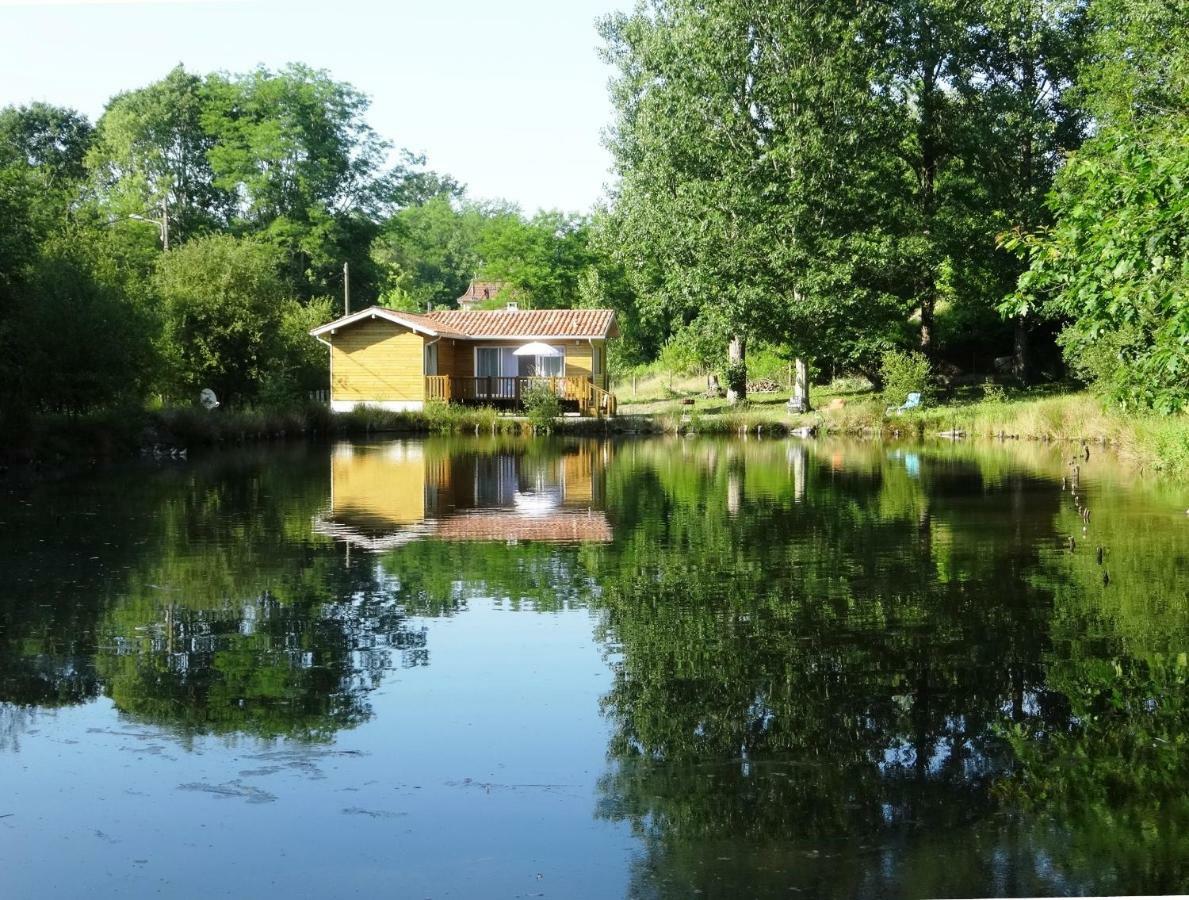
[309,306,442,338]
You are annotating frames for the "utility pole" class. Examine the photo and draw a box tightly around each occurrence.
[161,195,170,251]
[343,261,350,315]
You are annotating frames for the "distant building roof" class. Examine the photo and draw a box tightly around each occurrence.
[310,306,618,341]
[456,280,507,307]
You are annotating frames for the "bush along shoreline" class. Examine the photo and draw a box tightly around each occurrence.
[2,391,1186,478]
[0,401,644,468]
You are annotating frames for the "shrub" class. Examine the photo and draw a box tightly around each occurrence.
[982,381,1008,404]
[723,359,747,399]
[521,382,562,432]
[879,350,934,410]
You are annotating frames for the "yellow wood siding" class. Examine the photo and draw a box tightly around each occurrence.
[329,320,426,402]
[566,341,593,379]
[562,449,594,505]
[435,338,457,378]
[332,444,427,527]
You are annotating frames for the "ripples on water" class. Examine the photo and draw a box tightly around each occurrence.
[0,437,1186,898]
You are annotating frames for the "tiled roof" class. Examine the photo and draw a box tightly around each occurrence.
[424,308,618,339]
[311,306,618,340]
[312,511,612,548]
[384,310,468,338]
[434,511,613,543]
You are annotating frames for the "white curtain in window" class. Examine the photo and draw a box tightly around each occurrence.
[536,354,564,377]
[479,347,563,378]
[476,347,502,377]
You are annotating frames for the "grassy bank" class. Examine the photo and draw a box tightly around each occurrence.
[3,403,445,465]
[0,400,643,467]
[5,382,1186,477]
[615,379,1189,475]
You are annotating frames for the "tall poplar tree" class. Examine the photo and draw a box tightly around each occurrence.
[88,65,232,248]
[601,0,909,398]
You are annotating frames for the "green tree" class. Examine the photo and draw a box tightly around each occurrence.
[18,234,157,412]
[153,233,290,402]
[1,107,159,417]
[958,0,1087,378]
[88,65,232,248]
[600,1,787,398]
[1005,0,1188,411]
[203,64,430,300]
[270,296,334,400]
[601,2,922,395]
[0,102,94,187]
[372,195,482,310]
[474,208,596,308]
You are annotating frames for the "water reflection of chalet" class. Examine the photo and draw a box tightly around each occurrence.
[315,442,612,550]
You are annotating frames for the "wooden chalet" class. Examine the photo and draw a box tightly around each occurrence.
[309,304,618,415]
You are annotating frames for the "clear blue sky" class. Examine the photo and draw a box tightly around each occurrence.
[0,0,625,213]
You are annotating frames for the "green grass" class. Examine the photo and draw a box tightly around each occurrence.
[616,376,1189,475]
[7,379,1186,477]
[1,401,537,464]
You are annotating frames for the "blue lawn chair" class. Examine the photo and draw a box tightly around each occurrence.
[886,392,922,416]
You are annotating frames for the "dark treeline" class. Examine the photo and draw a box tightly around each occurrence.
[0,0,1184,423]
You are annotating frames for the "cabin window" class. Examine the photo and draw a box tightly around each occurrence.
[474,454,518,506]
[592,345,601,375]
[476,346,564,377]
[475,347,512,377]
[424,342,438,375]
[531,351,565,377]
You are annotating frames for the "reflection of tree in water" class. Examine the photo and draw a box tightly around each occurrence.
[86,450,443,740]
[96,587,428,741]
[1,437,1186,890]
[0,442,600,743]
[0,703,47,752]
[592,441,1188,897]
[0,447,434,742]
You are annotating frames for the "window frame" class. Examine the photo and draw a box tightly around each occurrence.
[473,345,566,378]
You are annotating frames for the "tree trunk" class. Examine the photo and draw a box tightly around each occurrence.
[1013,48,1037,385]
[788,357,810,412]
[725,334,747,404]
[917,19,940,356]
[920,295,935,354]
[1012,315,1029,383]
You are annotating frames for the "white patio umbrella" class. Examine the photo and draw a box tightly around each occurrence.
[512,341,562,357]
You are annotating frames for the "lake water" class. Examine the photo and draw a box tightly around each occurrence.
[1,436,1186,899]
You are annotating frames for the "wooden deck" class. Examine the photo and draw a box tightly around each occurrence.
[425,376,616,416]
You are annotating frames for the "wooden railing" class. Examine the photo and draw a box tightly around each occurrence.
[452,376,589,405]
[425,375,452,402]
[588,382,617,416]
[426,376,617,416]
